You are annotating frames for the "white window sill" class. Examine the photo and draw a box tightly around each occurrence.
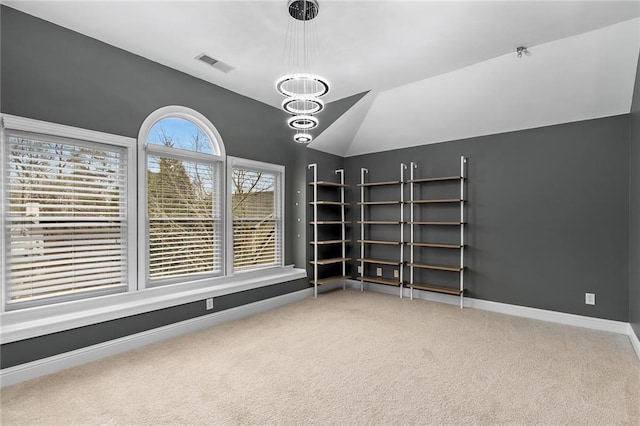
[0,266,306,344]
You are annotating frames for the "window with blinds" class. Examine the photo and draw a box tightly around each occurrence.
[232,167,282,270]
[147,156,222,280]
[2,112,290,312]
[4,132,129,306]
[144,116,224,284]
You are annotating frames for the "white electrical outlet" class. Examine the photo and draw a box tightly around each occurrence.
[393,269,399,278]
[585,293,595,305]
[376,267,383,276]
[206,298,214,310]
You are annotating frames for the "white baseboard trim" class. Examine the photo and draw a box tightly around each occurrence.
[464,297,630,335]
[346,280,638,360]
[0,288,314,388]
[346,279,467,307]
[316,280,348,294]
[628,324,640,360]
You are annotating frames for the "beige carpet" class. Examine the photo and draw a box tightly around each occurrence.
[1,289,639,425]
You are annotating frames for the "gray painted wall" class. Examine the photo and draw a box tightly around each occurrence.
[0,6,313,369]
[629,53,640,339]
[313,91,368,139]
[291,144,310,269]
[306,149,349,280]
[345,116,630,321]
[0,5,300,266]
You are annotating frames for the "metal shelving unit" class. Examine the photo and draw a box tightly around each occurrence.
[308,164,350,298]
[357,164,407,298]
[408,156,467,308]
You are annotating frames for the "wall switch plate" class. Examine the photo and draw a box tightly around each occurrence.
[393,269,399,278]
[206,298,214,310]
[585,293,595,305]
[376,267,383,276]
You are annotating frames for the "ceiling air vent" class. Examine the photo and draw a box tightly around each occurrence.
[195,53,234,73]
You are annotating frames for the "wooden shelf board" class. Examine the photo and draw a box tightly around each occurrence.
[310,257,351,265]
[357,201,402,205]
[408,176,463,183]
[309,239,348,245]
[407,242,462,249]
[357,258,402,266]
[309,201,349,206]
[410,283,463,295]
[408,221,463,226]
[408,262,463,272]
[308,181,349,188]
[357,276,402,286]
[357,181,401,187]
[357,239,403,245]
[310,275,350,285]
[309,221,349,225]
[408,199,462,204]
[357,221,402,225]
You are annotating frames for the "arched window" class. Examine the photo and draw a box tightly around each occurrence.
[146,116,216,154]
[138,106,226,287]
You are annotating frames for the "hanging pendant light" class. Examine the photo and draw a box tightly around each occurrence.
[281,96,324,115]
[294,132,313,144]
[288,115,319,130]
[276,0,329,144]
[276,73,330,98]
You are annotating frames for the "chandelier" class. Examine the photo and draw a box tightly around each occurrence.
[275,0,329,144]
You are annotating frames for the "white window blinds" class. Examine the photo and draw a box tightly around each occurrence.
[232,168,282,270]
[146,156,223,281]
[4,131,129,306]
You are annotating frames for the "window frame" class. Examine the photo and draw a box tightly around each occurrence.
[227,156,285,274]
[137,106,227,289]
[0,114,138,313]
[0,113,302,340]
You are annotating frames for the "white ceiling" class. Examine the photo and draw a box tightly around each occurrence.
[4,1,640,156]
[339,17,640,156]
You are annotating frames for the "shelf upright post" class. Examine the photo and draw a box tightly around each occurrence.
[409,162,417,300]
[360,168,368,291]
[336,168,346,291]
[400,163,407,298]
[308,163,319,298]
[459,156,467,308]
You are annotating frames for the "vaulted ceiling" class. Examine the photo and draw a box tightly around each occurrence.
[4,1,640,157]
